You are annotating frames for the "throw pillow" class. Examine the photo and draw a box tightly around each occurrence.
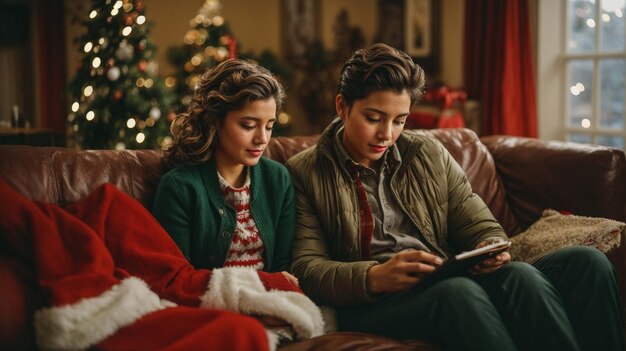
[509,209,624,263]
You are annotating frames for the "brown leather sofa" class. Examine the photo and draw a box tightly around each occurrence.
[1,128,625,350]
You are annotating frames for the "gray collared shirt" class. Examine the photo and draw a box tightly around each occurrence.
[334,128,431,262]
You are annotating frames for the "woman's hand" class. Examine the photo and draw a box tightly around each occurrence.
[367,249,443,294]
[253,272,300,330]
[281,271,300,287]
[469,240,511,275]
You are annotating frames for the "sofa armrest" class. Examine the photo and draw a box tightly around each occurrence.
[481,136,626,230]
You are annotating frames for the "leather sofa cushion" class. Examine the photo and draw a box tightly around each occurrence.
[0,129,518,235]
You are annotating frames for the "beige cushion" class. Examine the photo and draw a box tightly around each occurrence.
[509,209,624,263]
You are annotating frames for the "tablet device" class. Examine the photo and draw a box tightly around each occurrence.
[418,241,512,288]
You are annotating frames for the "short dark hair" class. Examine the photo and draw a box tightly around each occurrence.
[337,43,426,107]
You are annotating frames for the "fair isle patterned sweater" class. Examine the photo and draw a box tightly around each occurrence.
[218,169,265,270]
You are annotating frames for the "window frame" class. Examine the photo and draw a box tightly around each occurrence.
[537,0,626,149]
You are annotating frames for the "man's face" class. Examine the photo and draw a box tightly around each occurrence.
[337,90,411,168]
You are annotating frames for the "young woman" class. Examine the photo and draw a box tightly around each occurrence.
[286,43,624,350]
[153,59,297,286]
[0,179,322,350]
[0,60,326,351]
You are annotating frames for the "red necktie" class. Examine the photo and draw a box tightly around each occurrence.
[348,163,374,259]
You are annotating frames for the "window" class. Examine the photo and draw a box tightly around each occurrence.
[537,0,626,150]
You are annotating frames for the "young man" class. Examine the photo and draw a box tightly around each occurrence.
[286,43,624,350]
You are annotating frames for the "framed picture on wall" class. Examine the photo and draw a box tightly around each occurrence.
[404,0,440,73]
[281,0,319,67]
[405,0,432,57]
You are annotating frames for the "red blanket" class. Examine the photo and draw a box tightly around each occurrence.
[0,180,313,350]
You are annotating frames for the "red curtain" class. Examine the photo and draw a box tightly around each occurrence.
[35,0,67,135]
[463,0,537,137]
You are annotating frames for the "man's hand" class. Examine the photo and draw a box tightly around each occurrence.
[367,249,443,294]
[469,240,511,275]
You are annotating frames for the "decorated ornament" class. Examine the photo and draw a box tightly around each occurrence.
[124,14,134,25]
[138,60,148,72]
[107,66,121,81]
[149,106,161,120]
[146,61,158,75]
[115,40,134,61]
[220,35,237,59]
[138,38,147,51]
[167,111,177,122]
[113,90,124,101]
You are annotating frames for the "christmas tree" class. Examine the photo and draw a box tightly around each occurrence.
[167,0,293,134]
[68,0,176,150]
[166,0,236,113]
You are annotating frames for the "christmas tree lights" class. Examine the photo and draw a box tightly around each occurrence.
[68,0,175,150]
[166,0,236,113]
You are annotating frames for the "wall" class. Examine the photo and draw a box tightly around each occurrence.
[439,0,463,88]
[64,0,465,135]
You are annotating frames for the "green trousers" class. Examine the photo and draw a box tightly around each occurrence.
[337,246,624,351]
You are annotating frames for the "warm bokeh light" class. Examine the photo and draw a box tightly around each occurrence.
[581,118,591,128]
[278,112,290,125]
[191,54,202,66]
[122,26,132,36]
[213,16,224,26]
[136,132,146,143]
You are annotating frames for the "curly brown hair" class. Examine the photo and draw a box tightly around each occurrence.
[165,59,285,164]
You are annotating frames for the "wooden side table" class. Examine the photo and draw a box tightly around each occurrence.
[0,128,65,147]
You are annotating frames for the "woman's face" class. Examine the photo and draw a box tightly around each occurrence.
[336,90,411,168]
[214,98,276,172]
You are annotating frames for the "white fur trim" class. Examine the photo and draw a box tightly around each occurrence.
[266,330,279,351]
[200,267,324,344]
[320,306,338,333]
[35,277,173,350]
